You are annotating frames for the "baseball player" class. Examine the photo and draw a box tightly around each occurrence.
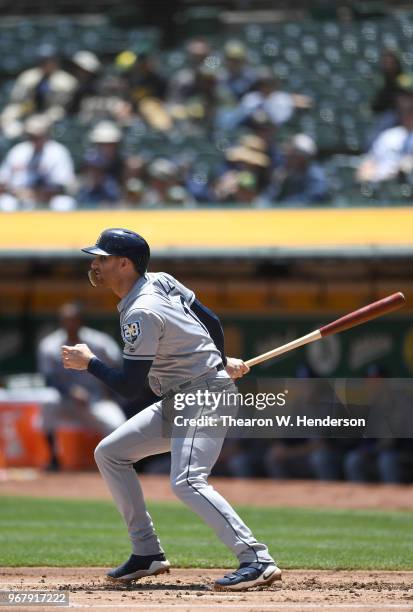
[61,228,281,591]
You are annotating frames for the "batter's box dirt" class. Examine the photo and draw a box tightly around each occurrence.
[1,567,412,611]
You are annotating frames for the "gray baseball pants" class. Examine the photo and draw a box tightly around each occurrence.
[94,372,273,564]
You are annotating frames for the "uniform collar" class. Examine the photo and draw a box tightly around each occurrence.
[117,274,148,313]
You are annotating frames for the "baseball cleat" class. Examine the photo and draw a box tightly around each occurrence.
[106,553,170,583]
[214,561,282,591]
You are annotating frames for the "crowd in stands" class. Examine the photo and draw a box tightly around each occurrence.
[1,20,413,209]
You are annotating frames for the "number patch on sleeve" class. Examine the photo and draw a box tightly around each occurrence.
[122,321,141,343]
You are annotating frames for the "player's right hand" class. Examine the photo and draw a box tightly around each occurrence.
[61,343,95,370]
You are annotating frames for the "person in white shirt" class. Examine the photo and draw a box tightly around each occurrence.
[240,68,312,127]
[0,114,76,210]
[38,302,125,470]
[357,90,413,183]
[1,45,78,137]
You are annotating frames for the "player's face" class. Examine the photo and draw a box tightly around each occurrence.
[90,255,122,288]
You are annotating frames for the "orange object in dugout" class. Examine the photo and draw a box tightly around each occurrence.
[0,403,50,468]
[55,428,102,471]
[0,403,102,470]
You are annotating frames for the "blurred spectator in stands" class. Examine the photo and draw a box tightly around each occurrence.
[164,185,196,207]
[213,171,239,203]
[142,158,175,205]
[219,40,257,101]
[123,51,167,103]
[123,154,146,184]
[38,302,125,470]
[185,164,215,203]
[0,114,76,211]
[169,38,212,101]
[66,51,102,115]
[218,67,312,131]
[242,68,312,125]
[233,171,260,204]
[121,155,148,204]
[117,50,171,131]
[2,45,77,138]
[78,74,132,124]
[357,85,413,183]
[77,150,121,208]
[214,134,271,202]
[262,134,328,205]
[246,110,284,169]
[142,158,195,207]
[122,178,145,207]
[87,121,124,183]
[181,63,222,129]
[367,49,405,147]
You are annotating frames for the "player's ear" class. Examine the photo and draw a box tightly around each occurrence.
[121,257,134,272]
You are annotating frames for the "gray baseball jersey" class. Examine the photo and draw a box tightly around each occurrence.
[117,272,222,395]
[95,271,274,567]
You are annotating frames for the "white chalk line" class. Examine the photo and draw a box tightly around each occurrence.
[67,603,413,609]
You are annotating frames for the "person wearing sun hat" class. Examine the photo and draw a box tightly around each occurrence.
[214,134,271,200]
[87,120,125,183]
[67,51,102,115]
[0,113,76,210]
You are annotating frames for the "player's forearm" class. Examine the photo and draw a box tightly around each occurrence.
[191,298,227,365]
[87,357,152,399]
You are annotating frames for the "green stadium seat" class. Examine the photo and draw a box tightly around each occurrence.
[316,123,342,151]
[244,24,264,46]
[282,46,303,66]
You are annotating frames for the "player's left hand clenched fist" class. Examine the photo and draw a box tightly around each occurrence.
[61,343,95,370]
[225,357,250,379]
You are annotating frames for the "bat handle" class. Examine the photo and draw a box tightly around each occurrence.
[245,330,321,368]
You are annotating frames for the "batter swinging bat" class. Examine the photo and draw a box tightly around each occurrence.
[245,292,406,368]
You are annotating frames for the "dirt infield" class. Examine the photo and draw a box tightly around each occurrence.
[1,567,413,611]
[1,470,413,510]
[2,471,413,610]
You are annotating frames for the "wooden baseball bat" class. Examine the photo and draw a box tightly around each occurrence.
[245,292,406,368]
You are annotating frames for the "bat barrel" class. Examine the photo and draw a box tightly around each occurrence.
[320,292,405,338]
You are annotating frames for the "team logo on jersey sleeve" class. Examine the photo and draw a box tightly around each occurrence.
[122,321,141,344]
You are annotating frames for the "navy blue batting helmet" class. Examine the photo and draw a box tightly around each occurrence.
[82,228,150,274]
